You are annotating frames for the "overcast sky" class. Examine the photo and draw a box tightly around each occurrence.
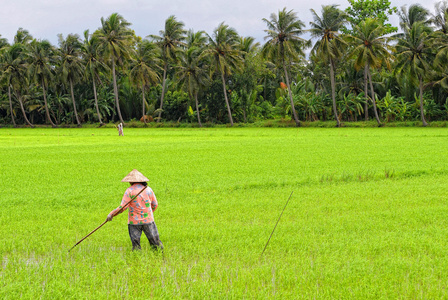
[0,0,441,46]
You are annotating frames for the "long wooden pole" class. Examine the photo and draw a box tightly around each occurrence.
[260,191,293,258]
[68,185,148,252]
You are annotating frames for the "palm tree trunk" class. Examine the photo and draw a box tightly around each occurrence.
[42,78,57,127]
[194,91,202,127]
[50,109,58,125]
[91,74,103,125]
[8,85,17,127]
[419,76,428,126]
[16,91,34,128]
[330,59,340,127]
[283,62,300,127]
[70,78,82,127]
[157,63,168,122]
[141,83,147,126]
[220,70,234,126]
[111,100,116,122]
[364,64,369,121]
[111,59,125,125]
[367,69,382,126]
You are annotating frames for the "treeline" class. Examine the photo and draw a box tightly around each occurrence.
[1,0,448,127]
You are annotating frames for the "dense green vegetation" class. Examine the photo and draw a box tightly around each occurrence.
[1,127,448,298]
[1,1,448,127]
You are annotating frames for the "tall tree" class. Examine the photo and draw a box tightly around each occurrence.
[235,36,262,122]
[308,5,348,127]
[95,13,133,125]
[0,41,14,126]
[0,44,16,127]
[129,40,160,125]
[0,35,8,49]
[0,43,34,127]
[262,8,307,127]
[150,15,186,122]
[431,0,448,33]
[28,39,57,127]
[11,28,34,126]
[398,4,431,33]
[433,50,448,92]
[345,0,397,34]
[82,30,108,125]
[187,29,208,49]
[395,22,434,126]
[349,18,390,125]
[205,23,242,126]
[432,1,448,93]
[432,1,448,63]
[58,33,84,127]
[177,30,209,127]
[237,36,260,57]
[14,28,33,45]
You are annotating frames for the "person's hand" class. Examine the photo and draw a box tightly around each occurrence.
[107,213,113,221]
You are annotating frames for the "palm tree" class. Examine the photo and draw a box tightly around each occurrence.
[205,22,242,126]
[58,33,84,127]
[14,28,33,45]
[82,30,108,125]
[149,15,186,122]
[129,40,160,125]
[95,13,133,125]
[235,36,261,122]
[28,39,57,127]
[177,30,210,127]
[433,52,448,91]
[348,18,390,126]
[0,35,8,49]
[187,29,208,48]
[395,22,434,126]
[432,1,448,96]
[431,0,448,34]
[0,43,34,127]
[308,5,348,127]
[0,44,16,127]
[237,36,260,57]
[262,8,307,127]
[431,1,448,74]
[398,4,431,33]
[10,28,34,127]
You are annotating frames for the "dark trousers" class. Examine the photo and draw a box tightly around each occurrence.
[128,222,163,251]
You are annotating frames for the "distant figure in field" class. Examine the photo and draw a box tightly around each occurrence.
[117,123,124,136]
[107,169,163,251]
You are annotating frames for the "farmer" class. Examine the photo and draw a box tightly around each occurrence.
[107,169,164,251]
[117,123,124,136]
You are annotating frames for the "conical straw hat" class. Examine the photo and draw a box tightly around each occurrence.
[121,169,149,182]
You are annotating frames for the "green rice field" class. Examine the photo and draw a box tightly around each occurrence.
[1,127,448,299]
